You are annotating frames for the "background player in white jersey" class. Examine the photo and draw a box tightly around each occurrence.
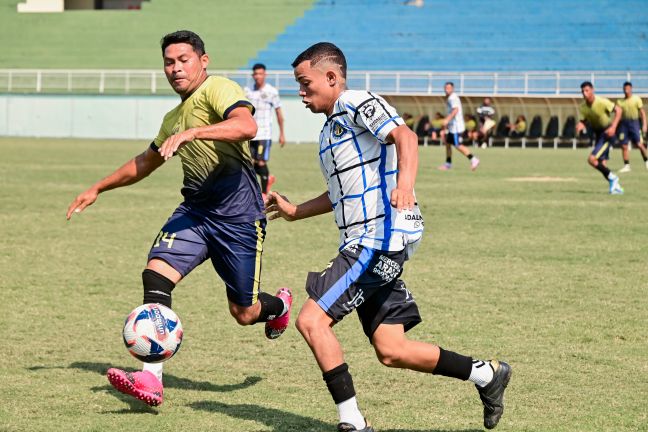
[438,82,480,171]
[266,42,510,432]
[244,63,286,194]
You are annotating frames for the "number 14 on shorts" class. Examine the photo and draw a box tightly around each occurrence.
[153,231,176,249]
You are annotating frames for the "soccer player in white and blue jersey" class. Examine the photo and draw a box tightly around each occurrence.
[245,63,286,194]
[266,42,511,432]
[438,82,480,171]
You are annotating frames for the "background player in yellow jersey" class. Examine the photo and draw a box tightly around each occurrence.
[66,30,292,406]
[616,82,648,172]
[576,81,624,194]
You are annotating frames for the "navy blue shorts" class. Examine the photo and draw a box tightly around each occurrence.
[148,204,266,306]
[446,132,463,147]
[617,120,642,145]
[591,130,613,161]
[305,244,422,341]
[250,140,272,162]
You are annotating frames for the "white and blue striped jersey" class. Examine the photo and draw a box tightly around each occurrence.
[446,92,465,134]
[244,83,281,140]
[318,90,424,255]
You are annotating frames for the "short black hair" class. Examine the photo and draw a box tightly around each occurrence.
[161,30,205,56]
[623,81,632,87]
[445,81,454,87]
[580,81,593,90]
[252,63,266,71]
[291,42,347,78]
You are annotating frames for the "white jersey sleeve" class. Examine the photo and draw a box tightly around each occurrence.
[343,91,404,141]
[271,88,281,109]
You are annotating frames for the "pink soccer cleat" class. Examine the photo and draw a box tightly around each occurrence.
[437,163,452,171]
[107,368,163,406]
[265,288,293,339]
[471,157,481,171]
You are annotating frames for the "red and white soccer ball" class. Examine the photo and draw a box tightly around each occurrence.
[122,303,183,363]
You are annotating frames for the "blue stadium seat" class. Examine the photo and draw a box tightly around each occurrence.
[252,0,648,71]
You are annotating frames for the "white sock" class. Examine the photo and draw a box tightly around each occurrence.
[142,362,164,383]
[468,359,494,388]
[337,397,366,429]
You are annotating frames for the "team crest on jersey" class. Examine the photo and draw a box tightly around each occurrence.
[332,121,346,138]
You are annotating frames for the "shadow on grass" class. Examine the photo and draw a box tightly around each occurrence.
[29,362,263,414]
[189,400,482,432]
[61,361,262,392]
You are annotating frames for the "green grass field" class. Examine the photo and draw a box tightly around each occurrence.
[1,137,647,432]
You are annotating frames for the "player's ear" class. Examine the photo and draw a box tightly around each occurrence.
[326,70,337,87]
[200,53,210,70]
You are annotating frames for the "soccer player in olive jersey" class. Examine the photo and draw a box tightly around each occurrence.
[576,81,624,194]
[66,31,292,407]
[266,42,511,432]
[616,82,648,172]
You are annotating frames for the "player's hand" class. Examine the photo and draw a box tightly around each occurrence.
[158,129,196,161]
[279,133,286,147]
[265,191,297,221]
[605,127,616,138]
[66,188,99,220]
[390,188,415,211]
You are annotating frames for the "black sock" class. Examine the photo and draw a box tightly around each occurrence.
[255,164,269,193]
[642,154,647,162]
[595,162,611,179]
[323,363,356,404]
[624,159,630,165]
[432,347,473,381]
[467,154,474,160]
[255,292,285,322]
[446,156,452,164]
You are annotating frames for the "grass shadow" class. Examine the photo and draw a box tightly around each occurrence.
[189,400,482,432]
[65,361,262,392]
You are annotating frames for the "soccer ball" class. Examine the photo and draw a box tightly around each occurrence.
[122,303,183,363]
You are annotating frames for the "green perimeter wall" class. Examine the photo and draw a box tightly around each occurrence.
[0,0,314,68]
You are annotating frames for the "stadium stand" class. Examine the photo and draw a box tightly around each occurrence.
[255,0,648,71]
[0,0,314,68]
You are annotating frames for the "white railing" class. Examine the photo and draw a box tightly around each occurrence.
[1,69,646,96]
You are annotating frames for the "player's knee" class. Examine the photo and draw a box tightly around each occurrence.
[375,344,403,368]
[295,310,322,339]
[229,304,257,326]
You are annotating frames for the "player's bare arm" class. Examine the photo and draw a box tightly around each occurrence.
[66,147,164,219]
[442,107,459,127]
[158,106,257,160]
[606,105,622,137]
[641,107,647,134]
[576,120,587,135]
[265,191,332,221]
[276,107,286,146]
[387,125,418,211]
